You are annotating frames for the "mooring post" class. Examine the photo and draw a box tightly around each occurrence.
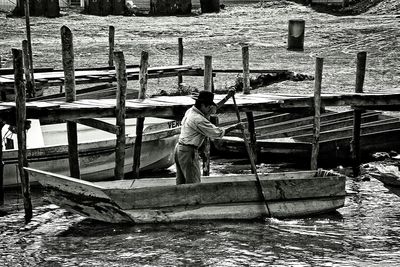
[132,51,148,179]
[0,122,4,206]
[178,37,183,86]
[242,45,250,94]
[287,19,305,51]
[24,0,35,96]
[351,52,367,177]
[22,40,34,98]
[204,55,213,91]
[108,26,115,67]
[61,25,80,179]
[311,57,323,170]
[13,48,32,223]
[241,45,258,164]
[114,51,127,180]
[202,55,213,176]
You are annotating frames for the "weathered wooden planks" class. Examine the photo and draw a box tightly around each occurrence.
[1,92,400,124]
[24,167,346,223]
[0,64,198,87]
[104,175,345,210]
[123,197,345,223]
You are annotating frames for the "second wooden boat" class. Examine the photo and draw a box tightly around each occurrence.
[2,117,180,187]
[362,163,400,197]
[213,110,400,167]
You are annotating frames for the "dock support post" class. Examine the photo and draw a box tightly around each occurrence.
[114,51,127,180]
[351,52,366,177]
[108,26,115,67]
[61,26,80,179]
[242,45,250,94]
[204,55,213,92]
[0,122,4,205]
[24,0,35,97]
[22,40,34,98]
[13,48,32,223]
[202,55,213,176]
[242,45,257,164]
[132,51,148,179]
[311,57,323,170]
[178,37,183,87]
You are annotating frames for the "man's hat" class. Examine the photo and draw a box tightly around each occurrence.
[193,90,216,106]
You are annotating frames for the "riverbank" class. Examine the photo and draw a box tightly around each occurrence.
[293,0,399,16]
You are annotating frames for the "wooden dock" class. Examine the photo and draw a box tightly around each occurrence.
[0,65,202,87]
[1,92,400,125]
[1,42,399,223]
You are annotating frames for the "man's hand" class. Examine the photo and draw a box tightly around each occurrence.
[227,89,236,98]
[216,89,236,110]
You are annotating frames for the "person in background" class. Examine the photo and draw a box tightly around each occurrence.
[175,90,243,185]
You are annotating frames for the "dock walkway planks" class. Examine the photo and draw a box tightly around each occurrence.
[0,92,400,124]
[0,65,202,88]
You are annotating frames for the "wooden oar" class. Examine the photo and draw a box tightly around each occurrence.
[231,94,272,218]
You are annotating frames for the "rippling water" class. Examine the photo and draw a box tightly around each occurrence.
[1,163,400,266]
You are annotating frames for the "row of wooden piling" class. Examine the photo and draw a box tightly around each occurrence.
[1,24,368,223]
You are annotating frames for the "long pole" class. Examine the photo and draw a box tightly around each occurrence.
[24,0,35,96]
[232,94,271,218]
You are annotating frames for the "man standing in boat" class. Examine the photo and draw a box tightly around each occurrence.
[175,90,243,185]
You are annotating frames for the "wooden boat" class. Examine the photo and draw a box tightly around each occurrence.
[2,117,180,187]
[362,163,400,197]
[25,167,346,224]
[213,110,400,167]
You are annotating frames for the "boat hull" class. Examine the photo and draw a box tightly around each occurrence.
[25,168,346,224]
[213,111,400,168]
[3,118,180,187]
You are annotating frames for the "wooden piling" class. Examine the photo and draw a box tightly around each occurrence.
[0,122,4,205]
[114,51,127,180]
[13,48,32,223]
[108,26,115,67]
[241,46,257,164]
[242,45,250,94]
[202,55,213,176]
[61,25,80,179]
[24,0,35,95]
[178,37,183,86]
[22,40,34,98]
[132,51,148,179]
[351,52,367,177]
[204,55,213,91]
[310,57,323,170]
